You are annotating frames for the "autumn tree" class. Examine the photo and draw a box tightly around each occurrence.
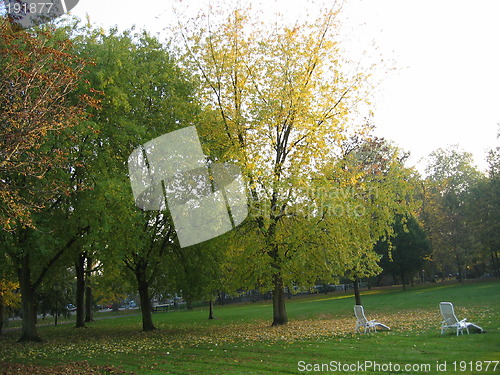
[0,19,93,231]
[325,137,418,302]
[0,233,20,335]
[0,279,20,336]
[176,5,400,325]
[0,19,97,342]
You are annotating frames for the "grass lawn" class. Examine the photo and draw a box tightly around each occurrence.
[0,280,498,374]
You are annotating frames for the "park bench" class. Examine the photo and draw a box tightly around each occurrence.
[153,304,173,313]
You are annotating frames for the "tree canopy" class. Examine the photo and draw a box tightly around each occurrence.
[0,5,496,342]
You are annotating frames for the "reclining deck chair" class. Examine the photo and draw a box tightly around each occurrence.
[439,302,484,336]
[354,305,390,333]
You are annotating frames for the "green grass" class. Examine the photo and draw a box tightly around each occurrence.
[1,280,499,374]
[4,308,143,329]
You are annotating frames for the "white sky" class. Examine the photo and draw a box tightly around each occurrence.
[67,0,500,174]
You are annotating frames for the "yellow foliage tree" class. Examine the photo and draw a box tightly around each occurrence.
[176,5,413,325]
[0,279,20,335]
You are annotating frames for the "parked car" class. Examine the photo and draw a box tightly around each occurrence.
[66,303,76,312]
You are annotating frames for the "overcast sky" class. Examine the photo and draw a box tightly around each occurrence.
[65,0,500,173]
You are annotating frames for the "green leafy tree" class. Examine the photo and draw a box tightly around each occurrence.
[423,146,483,282]
[122,213,176,331]
[376,214,431,290]
[171,235,228,318]
[37,266,74,325]
[464,132,500,277]
[74,26,201,331]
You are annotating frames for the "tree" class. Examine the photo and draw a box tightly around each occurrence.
[464,131,500,277]
[0,230,19,335]
[0,19,98,341]
[171,234,228,317]
[423,146,483,282]
[177,5,400,325]
[0,279,20,336]
[0,19,94,231]
[376,214,431,289]
[74,249,86,328]
[84,252,99,323]
[37,266,74,326]
[122,213,176,331]
[74,26,200,331]
[325,137,418,302]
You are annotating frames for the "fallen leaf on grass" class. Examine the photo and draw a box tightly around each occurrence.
[0,361,128,375]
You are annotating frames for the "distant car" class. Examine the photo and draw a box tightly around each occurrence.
[129,301,137,308]
[66,304,77,312]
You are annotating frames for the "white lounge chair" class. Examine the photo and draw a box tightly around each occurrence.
[354,305,390,333]
[439,302,484,336]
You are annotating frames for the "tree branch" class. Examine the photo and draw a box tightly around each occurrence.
[33,225,90,290]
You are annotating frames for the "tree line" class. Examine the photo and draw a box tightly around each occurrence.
[0,6,498,342]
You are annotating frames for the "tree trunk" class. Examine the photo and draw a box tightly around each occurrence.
[491,250,500,278]
[75,253,86,328]
[456,252,463,282]
[84,283,94,322]
[208,300,214,320]
[18,253,42,342]
[218,291,225,306]
[353,278,362,305]
[84,256,94,323]
[136,264,155,332]
[401,272,406,291]
[0,292,4,336]
[271,275,287,326]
